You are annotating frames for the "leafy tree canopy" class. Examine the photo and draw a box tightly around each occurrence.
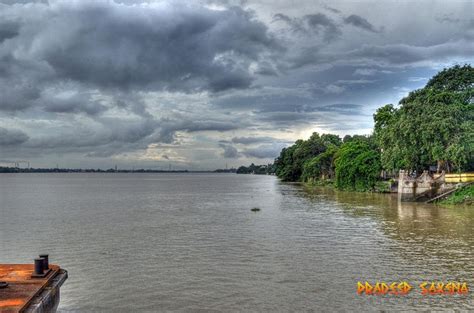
[236,163,274,175]
[274,132,342,181]
[334,138,382,191]
[274,64,473,190]
[374,64,474,172]
[301,145,339,182]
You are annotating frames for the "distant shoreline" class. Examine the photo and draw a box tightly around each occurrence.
[0,166,278,175]
[0,167,232,174]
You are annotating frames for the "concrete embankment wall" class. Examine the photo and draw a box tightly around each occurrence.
[397,170,456,201]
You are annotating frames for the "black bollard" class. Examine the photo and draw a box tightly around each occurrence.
[39,254,49,270]
[34,258,44,276]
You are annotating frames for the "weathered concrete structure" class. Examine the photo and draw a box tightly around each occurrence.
[398,170,453,201]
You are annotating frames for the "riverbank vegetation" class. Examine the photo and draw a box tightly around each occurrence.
[236,163,274,174]
[440,184,474,205]
[274,65,474,192]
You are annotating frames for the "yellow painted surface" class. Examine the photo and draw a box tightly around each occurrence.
[445,173,474,183]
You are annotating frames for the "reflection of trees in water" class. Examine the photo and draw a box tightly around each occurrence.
[300,185,474,273]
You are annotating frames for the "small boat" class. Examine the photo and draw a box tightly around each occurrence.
[251,207,261,212]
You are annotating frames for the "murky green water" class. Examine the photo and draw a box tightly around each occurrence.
[0,174,472,311]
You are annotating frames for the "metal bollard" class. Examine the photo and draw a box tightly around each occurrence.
[34,258,44,276]
[39,254,49,270]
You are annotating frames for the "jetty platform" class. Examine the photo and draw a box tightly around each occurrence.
[0,262,67,313]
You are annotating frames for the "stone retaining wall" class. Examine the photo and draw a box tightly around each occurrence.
[398,170,452,201]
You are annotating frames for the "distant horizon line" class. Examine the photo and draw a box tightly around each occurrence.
[0,165,242,173]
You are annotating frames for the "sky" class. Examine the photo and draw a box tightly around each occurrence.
[0,0,473,170]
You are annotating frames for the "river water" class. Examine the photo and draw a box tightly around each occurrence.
[0,173,472,311]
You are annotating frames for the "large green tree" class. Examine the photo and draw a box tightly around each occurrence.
[374,65,474,173]
[301,145,339,182]
[334,138,382,191]
[274,132,342,181]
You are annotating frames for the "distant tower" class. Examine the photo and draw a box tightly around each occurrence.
[115,164,117,172]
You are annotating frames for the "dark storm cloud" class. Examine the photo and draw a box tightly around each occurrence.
[254,61,279,76]
[3,2,277,93]
[273,12,341,42]
[273,13,294,26]
[343,14,381,33]
[347,41,474,65]
[156,118,244,144]
[0,82,40,111]
[1,113,247,160]
[0,0,277,163]
[26,118,157,150]
[211,82,369,130]
[15,116,245,158]
[319,103,364,114]
[254,104,369,130]
[0,127,29,146]
[185,121,241,132]
[303,14,341,41]
[287,40,473,70]
[0,118,159,158]
[0,21,19,43]
[435,15,461,24]
[0,0,46,3]
[256,112,315,124]
[232,136,281,144]
[242,142,288,159]
[219,143,240,158]
[105,118,158,143]
[212,91,316,112]
[0,0,472,168]
[41,93,107,115]
[323,5,341,14]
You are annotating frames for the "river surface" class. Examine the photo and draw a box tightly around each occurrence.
[0,173,473,312]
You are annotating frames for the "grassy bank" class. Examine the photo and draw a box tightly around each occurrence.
[440,184,474,205]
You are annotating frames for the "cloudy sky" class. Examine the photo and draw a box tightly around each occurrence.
[0,0,473,170]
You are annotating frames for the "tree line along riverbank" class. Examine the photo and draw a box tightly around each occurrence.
[272,65,473,203]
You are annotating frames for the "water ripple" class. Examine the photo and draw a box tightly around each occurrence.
[0,173,472,311]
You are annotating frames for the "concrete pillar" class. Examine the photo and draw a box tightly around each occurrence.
[398,170,405,195]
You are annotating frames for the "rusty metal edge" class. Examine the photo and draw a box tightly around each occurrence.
[21,269,68,313]
[18,268,60,313]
